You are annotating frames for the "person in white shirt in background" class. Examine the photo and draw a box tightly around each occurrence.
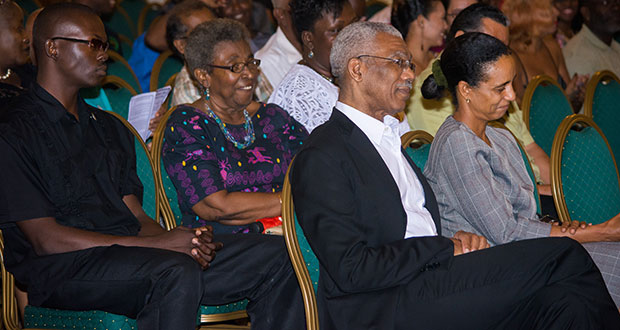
[253,0,302,101]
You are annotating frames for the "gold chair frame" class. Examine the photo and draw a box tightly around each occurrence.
[150,50,179,92]
[550,114,620,223]
[150,106,250,325]
[400,130,434,148]
[137,3,162,36]
[281,162,320,330]
[107,50,142,93]
[521,74,566,130]
[102,75,139,96]
[584,70,620,118]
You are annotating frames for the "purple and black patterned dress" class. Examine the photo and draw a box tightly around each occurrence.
[162,103,308,233]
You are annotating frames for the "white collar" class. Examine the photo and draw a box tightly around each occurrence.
[336,101,398,145]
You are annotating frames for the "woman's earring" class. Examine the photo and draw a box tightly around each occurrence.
[308,50,314,59]
[203,87,210,101]
[466,98,470,104]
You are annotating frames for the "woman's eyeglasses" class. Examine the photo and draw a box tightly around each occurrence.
[356,55,416,72]
[205,59,261,73]
[50,37,110,52]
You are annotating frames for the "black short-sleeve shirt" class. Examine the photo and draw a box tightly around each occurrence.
[0,83,142,305]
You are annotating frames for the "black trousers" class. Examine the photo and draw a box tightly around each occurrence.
[395,237,620,329]
[40,234,304,330]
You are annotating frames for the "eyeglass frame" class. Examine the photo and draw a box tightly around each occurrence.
[50,37,110,52]
[204,59,261,74]
[356,55,416,72]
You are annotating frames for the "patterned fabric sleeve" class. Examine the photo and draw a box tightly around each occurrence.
[162,108,222,207]
[433,127,551,245]
[268,65,337,132]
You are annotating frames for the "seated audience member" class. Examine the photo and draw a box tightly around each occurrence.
[0,4,304,329]
[216,0,273,52]
[0,0,34,103]
[391,0,448,74]
[406,4,554,205]
[502,0,588,110]
[422,32,620,307]
[162,19,308,234]
[443,0,477,26]
[168,1,216,106]
[290,21,620,330]
[268,0,358,133]
[254,0,302,101]
[553,0,580,47]
[562,0,620,77]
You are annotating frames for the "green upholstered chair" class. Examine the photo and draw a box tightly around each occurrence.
[101,75,138,119]
[1,113,163,330]
[137,3,161,36]
[584,70,620,163]
[120,0,147,23]
[282,162,320,330]
[401,130,434,172]
[17,0,41,14]
[105,5,137,40]
[550,114,620,225]
[150,106,251,327]
[150,50,184,92]
[489,121,542,215]
[107,51,142,94]
[522,75,573,155]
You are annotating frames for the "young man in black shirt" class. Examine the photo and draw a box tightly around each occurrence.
[0,4,303,329]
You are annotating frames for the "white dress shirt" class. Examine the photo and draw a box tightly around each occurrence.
[255,27,302,93]
[337,101,437,238]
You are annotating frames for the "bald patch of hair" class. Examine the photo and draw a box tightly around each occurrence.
[185,18,250,77]
[330,21,401,79]
[32,3,96,61]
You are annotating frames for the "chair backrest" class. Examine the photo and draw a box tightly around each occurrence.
[584,70,620,162]
[120,0,146,23]
[151,106,182,230]
[107,50,142,94]
[522,74,573,155]
[150,50,184,92]
[18,0,41,14]
[104,6,136,40]
[101,75,138,118]
[282,161,320,330]
[401,130,434,171]
[489,121,542,215]
[551,114,620,224]
[107,111,160,221]
[137,3,161,36]
[1,231,21,330]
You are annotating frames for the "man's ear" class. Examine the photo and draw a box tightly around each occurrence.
[173,38,187,56]
[45,39,58,60]
[194,68,211,88]
[347,57,364,82]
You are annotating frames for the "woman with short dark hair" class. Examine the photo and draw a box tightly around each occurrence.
[0,0,33,104]
[268,0,357,132]
[423,32,620,307]
[162,19,308,234]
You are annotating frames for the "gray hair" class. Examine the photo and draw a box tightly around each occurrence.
[185,18,250,76]
[330,21,402,79]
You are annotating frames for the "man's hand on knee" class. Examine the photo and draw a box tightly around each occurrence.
[450,231,490,255]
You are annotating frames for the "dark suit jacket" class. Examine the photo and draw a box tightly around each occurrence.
[290,109,455,330]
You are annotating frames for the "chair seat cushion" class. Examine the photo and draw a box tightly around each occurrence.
[24,305,137,330]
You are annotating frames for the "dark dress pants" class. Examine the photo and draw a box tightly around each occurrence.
[41,234,304,330]
[395,237,620,329]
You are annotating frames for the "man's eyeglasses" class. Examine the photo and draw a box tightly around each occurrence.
[50,37,110,52]
[205,59,261,73]
[356,55,416,72]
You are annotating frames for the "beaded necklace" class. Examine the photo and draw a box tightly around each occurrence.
[0,68,12,80]
[204,100,255,149]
